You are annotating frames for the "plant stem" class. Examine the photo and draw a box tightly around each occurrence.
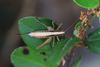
[84,14,97,31]
[66,46,76,67]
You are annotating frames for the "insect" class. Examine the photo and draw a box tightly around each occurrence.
[22,16,77,66]
[24,16,76,49]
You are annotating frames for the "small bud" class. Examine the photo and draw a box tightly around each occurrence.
[90,25,93,29]
[72,53,75,55]
[86,46,88,48]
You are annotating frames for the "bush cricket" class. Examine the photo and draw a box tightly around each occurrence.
[24,16,77,49]
[21,16,77,66]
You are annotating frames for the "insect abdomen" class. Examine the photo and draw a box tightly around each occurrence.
[28,31,65,38]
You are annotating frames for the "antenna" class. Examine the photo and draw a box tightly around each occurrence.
[64,18,79,32]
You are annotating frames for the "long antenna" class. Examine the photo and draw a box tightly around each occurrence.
[64,18,79,32]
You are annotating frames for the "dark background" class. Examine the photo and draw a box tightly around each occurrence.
[0,0,100,67]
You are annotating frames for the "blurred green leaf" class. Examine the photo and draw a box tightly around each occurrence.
[73,22,82,36]
[73,0,99,8]
[18,17,58,55]
[71,56,82,67]
[99,15,100,23]
[49,37,81,65]
[11,47,58,67]
[73,30,78,36]
[75,22,82,30]
[84,28,100,54]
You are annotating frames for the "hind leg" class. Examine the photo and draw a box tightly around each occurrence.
[36,37,52,49]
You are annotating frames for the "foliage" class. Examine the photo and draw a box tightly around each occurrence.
[71,56,82,67]
[84,28,100,54]
[11,0,100,67]
[73,0,99,8]
[11,17,81,67]
[73,22,82,36]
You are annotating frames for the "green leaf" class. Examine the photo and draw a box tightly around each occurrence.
[11,47,58,67]
[18,17,81,66]
[73,0,99,8]
[73,22,82,36]
[73,30,78,36]
[75,22,82,30]
[49,37,81,65]
[99,15,100,23]
[18,17,58,55]
[84,28,100,54]
[71,56,82,67]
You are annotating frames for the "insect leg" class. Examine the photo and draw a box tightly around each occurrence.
[52,37,55,48]
[35,16,48,28]
[35,16,54,31]
[56,23,63,42]
[56,36,60,41]
[56,23,63,30]
[62,58,65,66]
[52,21,55,29]
[36,37,52,49]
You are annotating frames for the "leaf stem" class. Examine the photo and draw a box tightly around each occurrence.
[84,14,96,31]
